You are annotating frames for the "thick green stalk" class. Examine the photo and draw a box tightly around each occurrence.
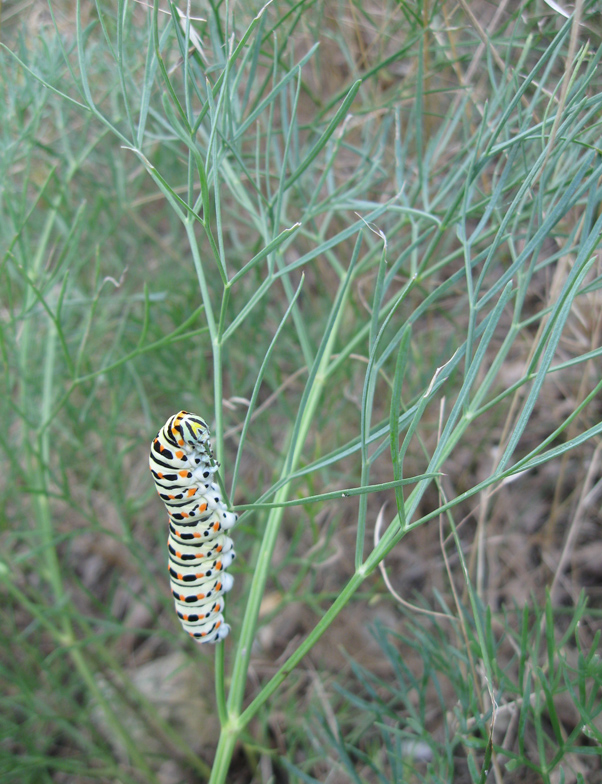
[214,635,227,727]
[208,279,352,784]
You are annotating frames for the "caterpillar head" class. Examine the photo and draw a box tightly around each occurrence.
[170,410,211,449]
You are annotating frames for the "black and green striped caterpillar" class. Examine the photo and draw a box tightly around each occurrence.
[149,411,237,643]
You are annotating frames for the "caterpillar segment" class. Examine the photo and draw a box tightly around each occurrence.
[168,509,237,542]
[171,572,234,605]
[149,411,237,644]
[168,549,236,584]
[167,533,234,563]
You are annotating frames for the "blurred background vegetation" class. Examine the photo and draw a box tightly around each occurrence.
[1,0,602,782]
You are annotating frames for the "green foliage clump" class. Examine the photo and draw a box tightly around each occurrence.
[1,1,601,781]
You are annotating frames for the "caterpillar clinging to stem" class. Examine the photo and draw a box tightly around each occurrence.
[149,411,237,643]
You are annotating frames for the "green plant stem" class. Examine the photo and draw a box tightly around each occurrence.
[209,283,523,731]
[208,270,353,784]
[215,639,227,726]
[238,569,367,727]
[184,219,224,454]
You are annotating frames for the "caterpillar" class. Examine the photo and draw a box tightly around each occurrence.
[149,410,237,644]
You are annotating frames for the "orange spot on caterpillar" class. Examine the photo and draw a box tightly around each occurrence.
[157,472,164,479]
[183,615,188,621]
[200,503,207,512]
[168,495,175,499]
[213,522,220,532]
[177,573,183,580]
[175,451,184,459]
[193,533,201,538]
[179,470,189,478]
[195,572,205,579]
[187,488,197,497]
[196,593,205,600]
[178,439,184,446]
